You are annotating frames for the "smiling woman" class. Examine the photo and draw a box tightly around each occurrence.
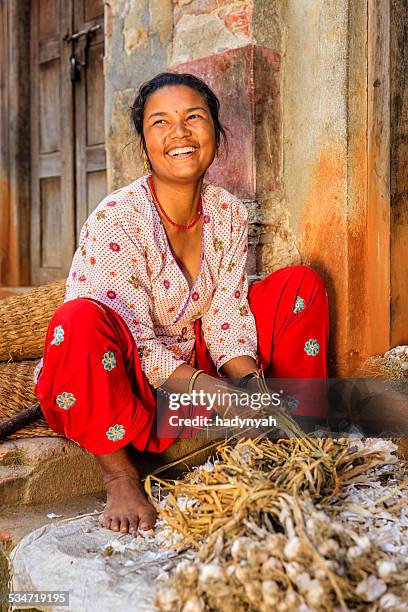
[34,72,329,537]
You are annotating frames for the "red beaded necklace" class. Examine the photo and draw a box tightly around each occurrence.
[147,175,202,231]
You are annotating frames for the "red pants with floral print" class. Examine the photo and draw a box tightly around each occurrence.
[34,265,329,455]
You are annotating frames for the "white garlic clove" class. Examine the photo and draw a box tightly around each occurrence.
[355,574,387,602]
[294,572,312,594]
[182,597,206,612]
[284,536,304,561]
[155,588,179,612]
[376,560,397,581]
[305,579,326,608]
[244,580,262,605]
[231,537,252,561]
[198,562,225,585]
[379,593,405,610]
[285,561,304,581]
[261,557,283,577]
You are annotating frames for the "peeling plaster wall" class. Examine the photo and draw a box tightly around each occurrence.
[104,0,173,188]
[280,0,348,238]
[276,0,360,374]
[171,0,254,64]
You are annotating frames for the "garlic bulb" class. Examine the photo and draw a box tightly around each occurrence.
[265,533,286,553]
[155,588,178,612]
[284,536,304,560]
[244,580,262,605]
[262,580,280,606]
[231,537,252,561]
[182,597,205,612]
[355,575,387,602]
[247,544,269,566]
[234,563,251,584]
[318,539,340,557]
[306,579,325,607]
[285,562,304,581]
[261,557,283,577]
[294,572,312,594]
[176,560,198,586]
[379,593,406,610]
[198,562,225,585]
[347,545,364,561]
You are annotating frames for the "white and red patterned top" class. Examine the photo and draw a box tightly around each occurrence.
[64,174,258,388]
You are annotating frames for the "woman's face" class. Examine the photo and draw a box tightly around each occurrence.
[142,84,217,182]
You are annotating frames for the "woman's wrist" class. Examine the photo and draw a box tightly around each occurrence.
[219,355,259,380]
[237,371,260,388]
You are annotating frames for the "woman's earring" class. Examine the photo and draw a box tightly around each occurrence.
[143,154,151,174]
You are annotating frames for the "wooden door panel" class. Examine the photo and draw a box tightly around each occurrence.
[87,170,107,216]
[30,0,105,284]
[86,42,105,146]
[40,177,62,268]
[390,0,408,345]
[39,0,59,38]
[85,0,104,21]
[39,59,61,152]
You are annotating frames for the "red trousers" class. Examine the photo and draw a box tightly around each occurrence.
[34,265,328,455]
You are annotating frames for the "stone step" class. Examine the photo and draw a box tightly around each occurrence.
[0,438,104,508]
[0,464,34,506]
[0,436,216,510]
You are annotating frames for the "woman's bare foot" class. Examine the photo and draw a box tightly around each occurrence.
[94,446,157,536]
[103,473,157,536]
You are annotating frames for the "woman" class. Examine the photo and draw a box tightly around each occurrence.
[34,72,328,536]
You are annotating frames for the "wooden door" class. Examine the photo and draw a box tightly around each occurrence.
[30,0,106,285]
[30,0,75,285]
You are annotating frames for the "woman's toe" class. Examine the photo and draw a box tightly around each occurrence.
[110,517,120,532]
[120,518,129,533]
[103,515,112,530]
[129,516,139,535]
[138,511,155,531]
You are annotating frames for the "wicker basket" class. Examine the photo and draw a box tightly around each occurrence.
[0,359,60,439]
[0,278,66,362]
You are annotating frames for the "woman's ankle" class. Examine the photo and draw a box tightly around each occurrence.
[102,470,142,487]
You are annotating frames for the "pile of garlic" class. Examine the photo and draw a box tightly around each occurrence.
[384,345,408,371]
[156,501,408,611]
[155,438,408,611]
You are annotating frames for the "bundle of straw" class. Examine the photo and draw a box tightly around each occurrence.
[0,278,66,438]
[0,278,66,361]
[0,360,58,439]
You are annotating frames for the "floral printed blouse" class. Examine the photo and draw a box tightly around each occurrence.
[63,174,258,388]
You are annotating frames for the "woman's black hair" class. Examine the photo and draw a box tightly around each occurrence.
[131,72,229,158]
